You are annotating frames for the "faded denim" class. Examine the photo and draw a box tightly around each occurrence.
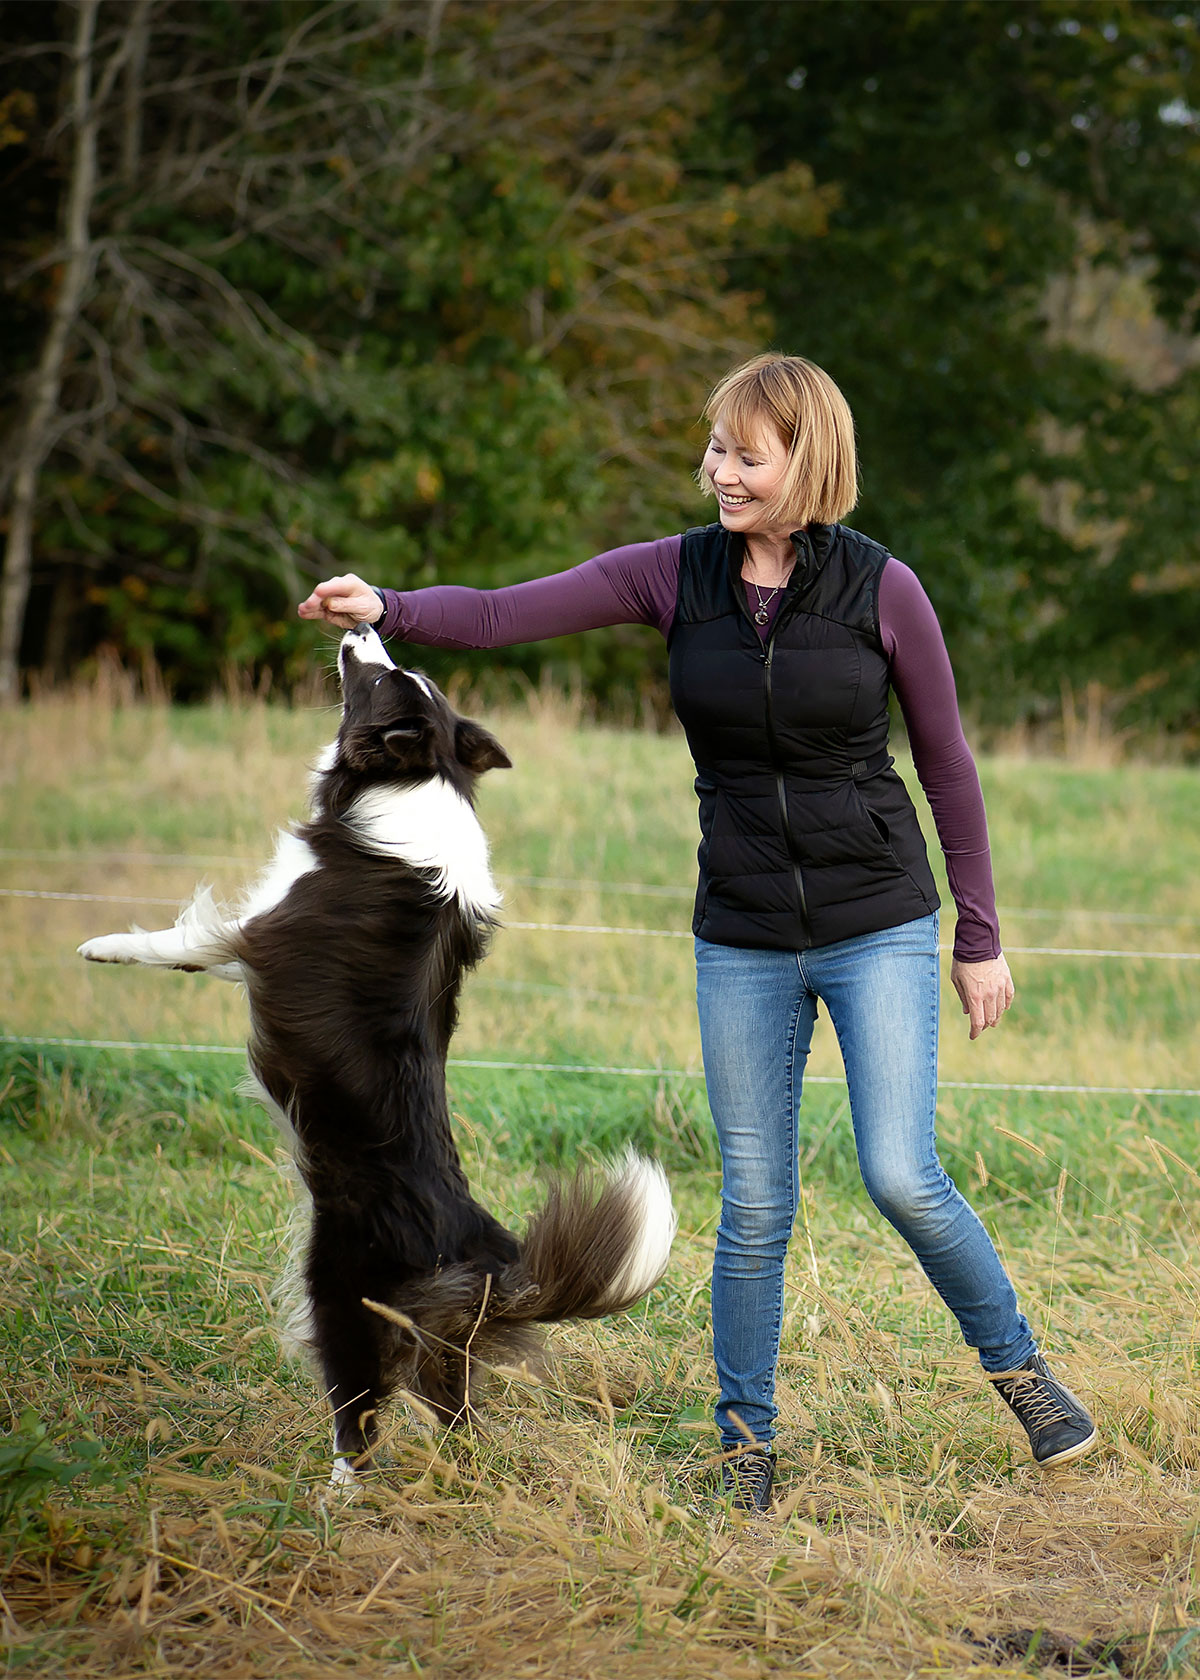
[696,913,1036,1449]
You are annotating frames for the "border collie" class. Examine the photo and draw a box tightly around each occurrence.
[80,624,675,1483]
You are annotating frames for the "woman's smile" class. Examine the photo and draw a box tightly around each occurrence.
[702,419,791,536]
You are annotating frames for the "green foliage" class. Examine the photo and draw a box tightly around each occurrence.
[4,0,1199,733]
[6,0,826,703]
[0,1410,123,1543]
[712,0,1200,737]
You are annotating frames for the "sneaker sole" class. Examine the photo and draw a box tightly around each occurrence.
[1036,1427,1099,1468]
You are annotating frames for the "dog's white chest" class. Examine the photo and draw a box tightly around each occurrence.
[343,779,501,915]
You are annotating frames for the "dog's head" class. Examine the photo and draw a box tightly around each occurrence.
[332,624,511,795]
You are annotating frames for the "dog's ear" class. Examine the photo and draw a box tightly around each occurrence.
[454,718,511,773]
[382,719,429,757]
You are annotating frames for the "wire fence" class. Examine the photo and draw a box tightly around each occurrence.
[3,885,1198,962]
[5,848,1198,1101]
[3,1034,1200,1100]
[2,845,1200,924]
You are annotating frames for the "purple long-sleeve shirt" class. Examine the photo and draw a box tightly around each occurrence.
[374,537,1002,961]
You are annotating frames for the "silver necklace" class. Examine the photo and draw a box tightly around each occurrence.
[751,580,783,626]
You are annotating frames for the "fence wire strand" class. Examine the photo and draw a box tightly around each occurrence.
[2,846,1198,924]
[4,887,1198,961]
[3,1034,1199,1100]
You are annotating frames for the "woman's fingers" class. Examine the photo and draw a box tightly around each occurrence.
[950,955,1015,1040]
[297,574,380,625]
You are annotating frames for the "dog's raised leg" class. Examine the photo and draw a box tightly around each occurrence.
[79,888,242,979]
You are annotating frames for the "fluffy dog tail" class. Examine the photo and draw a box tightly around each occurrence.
[385,1151,676,1413]
[517,1148,677,1322]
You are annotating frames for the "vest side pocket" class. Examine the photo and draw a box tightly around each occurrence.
[850,779,939,908]
[864,804,891,845]
[848,781,903,864]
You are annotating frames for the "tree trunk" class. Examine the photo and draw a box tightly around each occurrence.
[0,0,100,702]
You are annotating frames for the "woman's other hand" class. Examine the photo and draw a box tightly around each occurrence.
[298,574,383,628]
[950,954,1014,1041]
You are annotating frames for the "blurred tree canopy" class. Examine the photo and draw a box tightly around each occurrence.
[2,0,1198,741]
[0,0,824,701]
[711,0,1200,741]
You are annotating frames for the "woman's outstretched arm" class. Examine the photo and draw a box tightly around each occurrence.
[299,538,682,646]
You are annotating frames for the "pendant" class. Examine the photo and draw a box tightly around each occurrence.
[754,606,770,625]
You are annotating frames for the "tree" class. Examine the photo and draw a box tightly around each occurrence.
[711,0,1200,738]
[1,0,104,701]
[1,0,829,700]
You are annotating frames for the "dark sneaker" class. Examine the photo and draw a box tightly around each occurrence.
[988,1354,1098,1467]
[720,1448,776,1512]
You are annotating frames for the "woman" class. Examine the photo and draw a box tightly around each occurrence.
[299,353,1097,1508]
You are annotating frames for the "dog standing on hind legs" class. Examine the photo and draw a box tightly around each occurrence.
[80,623,676,1483]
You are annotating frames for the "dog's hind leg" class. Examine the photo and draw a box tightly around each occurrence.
[311,1295,390,1480]
[303,1221,395,1481]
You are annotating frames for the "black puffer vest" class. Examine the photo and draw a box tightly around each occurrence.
[668,522,939,951]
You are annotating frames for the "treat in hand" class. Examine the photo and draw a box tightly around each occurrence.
[298,574,383,629]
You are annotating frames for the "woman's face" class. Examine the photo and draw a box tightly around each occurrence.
[702,418,792,535]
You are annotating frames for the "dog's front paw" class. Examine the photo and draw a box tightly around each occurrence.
[78,934,138,964]
[323,1457,361,1502]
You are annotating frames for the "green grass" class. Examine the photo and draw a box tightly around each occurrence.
[2,685,1200,1676]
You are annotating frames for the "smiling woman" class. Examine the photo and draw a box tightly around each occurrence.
[296,350,1098,1507]
[698,354,858,575]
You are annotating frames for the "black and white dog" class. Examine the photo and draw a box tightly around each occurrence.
[80,624,675,1483]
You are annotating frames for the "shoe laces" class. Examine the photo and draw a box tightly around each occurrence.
[724,1450,772,1502]
[994,1369,1070,1430]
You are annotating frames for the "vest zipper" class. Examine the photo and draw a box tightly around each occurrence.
[762,631,812,940]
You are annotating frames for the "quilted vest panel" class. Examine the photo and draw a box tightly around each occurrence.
[668,522,939,950]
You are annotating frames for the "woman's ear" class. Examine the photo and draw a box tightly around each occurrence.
[454,718,512,773]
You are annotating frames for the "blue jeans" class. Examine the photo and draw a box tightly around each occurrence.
[696,913,1035,1450]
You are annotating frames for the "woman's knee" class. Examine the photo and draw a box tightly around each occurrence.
[718,1192,795,1256]
[861,1159,955,1231]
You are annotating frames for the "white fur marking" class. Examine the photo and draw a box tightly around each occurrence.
[343,778,501,915]
[603,1150,677,1306]
[308,739,338,800]
[329,1457,358,1488]
[78,884,241,975]
[404,668,434,699]
[238,829,320,922]
[78,830,319,975]
[340,626,396,672]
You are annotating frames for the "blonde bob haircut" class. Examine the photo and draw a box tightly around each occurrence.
[698,353,859,530]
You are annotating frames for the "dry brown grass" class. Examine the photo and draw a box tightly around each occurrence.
[5,1141,1200,1678]
[4,1260,1200,1678]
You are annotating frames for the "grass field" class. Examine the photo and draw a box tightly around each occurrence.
[2,678,1200,1677]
